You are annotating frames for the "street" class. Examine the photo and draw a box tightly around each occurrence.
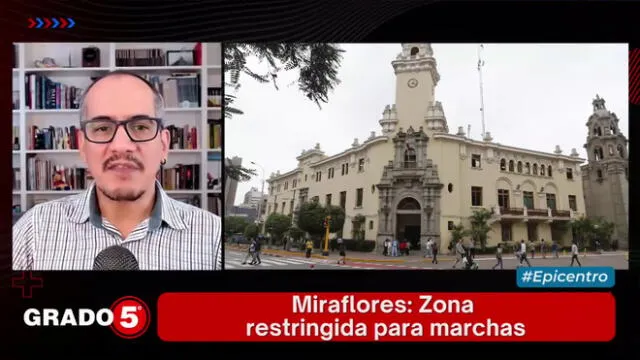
[224,249,628,270]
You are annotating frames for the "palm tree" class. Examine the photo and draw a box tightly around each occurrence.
[224,158,257,182]
[469,209,493,249]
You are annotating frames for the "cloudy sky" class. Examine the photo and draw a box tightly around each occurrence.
[226,43,628,205]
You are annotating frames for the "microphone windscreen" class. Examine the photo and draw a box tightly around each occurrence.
[93,245,139,270]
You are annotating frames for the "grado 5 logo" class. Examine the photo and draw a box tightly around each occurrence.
[23,296,151,339]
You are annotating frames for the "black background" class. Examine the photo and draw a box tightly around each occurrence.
[0,0,637,355]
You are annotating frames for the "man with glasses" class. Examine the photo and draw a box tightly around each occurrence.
[12,71,221,271]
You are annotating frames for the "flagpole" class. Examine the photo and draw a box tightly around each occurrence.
[477,44,486,139]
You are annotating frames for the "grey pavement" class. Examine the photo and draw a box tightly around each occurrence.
[224,249,628,270]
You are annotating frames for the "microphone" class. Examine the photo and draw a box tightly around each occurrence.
[93,245,139,270]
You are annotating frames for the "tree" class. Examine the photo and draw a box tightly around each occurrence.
[265,213,292,245]
[287,227,305,242]
[244,223,260,239]
[592,218,615,248]
[224,43,344,111]
[449,223,470,247]
[325,205,346,234]
[296,201,327,241]
[224,216,249,237]
[469,209,493,249]
[225,157,258,182]
[223,43,345,182]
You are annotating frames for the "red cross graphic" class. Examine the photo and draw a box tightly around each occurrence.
[11,272,43,299]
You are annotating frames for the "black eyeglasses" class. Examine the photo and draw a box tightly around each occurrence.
[81,116,163,144]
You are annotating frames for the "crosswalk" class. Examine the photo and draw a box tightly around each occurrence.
[224,251,327,269]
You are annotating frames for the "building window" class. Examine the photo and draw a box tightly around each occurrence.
[358,158,365,172]
[410,47,419,56]
[369,220,374,230]
[497,189,509,209]
[340,191,347,209]
[404,148,417,168]
[566,168,573,180]
[326,194,332,206]
[304,174,308,181]
[471,154,481,168]
[546,193,556,210]
[540,165,546,176]
[311,196,319,203]
[568,195,577,211]
[594,147,603,161]
[527,222,537,242]
[471,186,483,206]
[597,169,603,179]
[284,181,288,190]
[617,144,625,158]
[448,221,454,230]
[448,183,453,193]
[517,161,523,173]
[315,171,322,182]
[532,164,538,175]
[282,202,286,213]
[371,185,376,193]
[500,159,506,171]
[277,184,281,192]
[292,179,297,188]
[548,166,553,177]
[356,188,363,207]
[608,145,614,156]
[509,160,514,172]
[525,162,531,174]
[341,163,349,175]
[594,127,602,136]
[501,223,512,242]
[328,168,335,179]
[523,191,534,209]
[610,124,616,134]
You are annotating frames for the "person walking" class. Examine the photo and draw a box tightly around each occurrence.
[570,241,582,267]
[452,239,466,269]
[492,243,503,270]
[431,240,439,264]
[518,239,532,267]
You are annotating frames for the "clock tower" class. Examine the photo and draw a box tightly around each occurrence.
[389,44,447,136]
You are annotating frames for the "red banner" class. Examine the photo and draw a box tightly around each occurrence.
[157,292,615,342]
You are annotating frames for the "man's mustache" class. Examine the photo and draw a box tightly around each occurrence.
[103,153,145,171]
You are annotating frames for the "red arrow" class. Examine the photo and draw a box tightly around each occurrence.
[59,17,67,28]
[28,18,36,28]
[43,18,51,28]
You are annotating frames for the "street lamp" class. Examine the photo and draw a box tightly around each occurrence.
[250,161,265,232]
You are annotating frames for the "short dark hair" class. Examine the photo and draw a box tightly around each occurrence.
[79,70,165,123]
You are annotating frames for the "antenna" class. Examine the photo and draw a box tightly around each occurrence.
[477,44,486,139]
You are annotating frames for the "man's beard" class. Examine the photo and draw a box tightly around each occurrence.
[98,185,146,202]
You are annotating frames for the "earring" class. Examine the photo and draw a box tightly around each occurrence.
[161,159,167,166]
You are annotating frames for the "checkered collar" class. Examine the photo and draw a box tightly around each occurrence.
[68,181,188,231]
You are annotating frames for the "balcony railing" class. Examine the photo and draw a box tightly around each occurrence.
[527,208,548,217]
[500,207,524,216]
[551,209,571,217]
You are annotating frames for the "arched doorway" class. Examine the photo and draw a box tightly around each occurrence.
[396,197,421,249]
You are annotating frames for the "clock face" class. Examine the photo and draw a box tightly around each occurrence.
[408,78,418,88]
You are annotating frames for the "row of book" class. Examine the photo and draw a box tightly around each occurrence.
[115,48,168,67]
[29,125,78,150]
[208,121,222,149]
[26,159,92,191]
[25,73,83,110]
[167,125,198,150]
[157,164,201,190]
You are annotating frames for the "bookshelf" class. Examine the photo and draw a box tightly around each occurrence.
[12,42,223,216]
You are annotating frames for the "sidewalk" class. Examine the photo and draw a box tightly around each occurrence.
[225,244,621,264]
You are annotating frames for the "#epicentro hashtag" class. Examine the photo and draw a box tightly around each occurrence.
[521,271,532,282]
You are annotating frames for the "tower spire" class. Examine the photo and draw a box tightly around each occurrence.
[477,44,486,139]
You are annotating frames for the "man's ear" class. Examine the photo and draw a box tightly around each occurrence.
[77,128,87,163]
